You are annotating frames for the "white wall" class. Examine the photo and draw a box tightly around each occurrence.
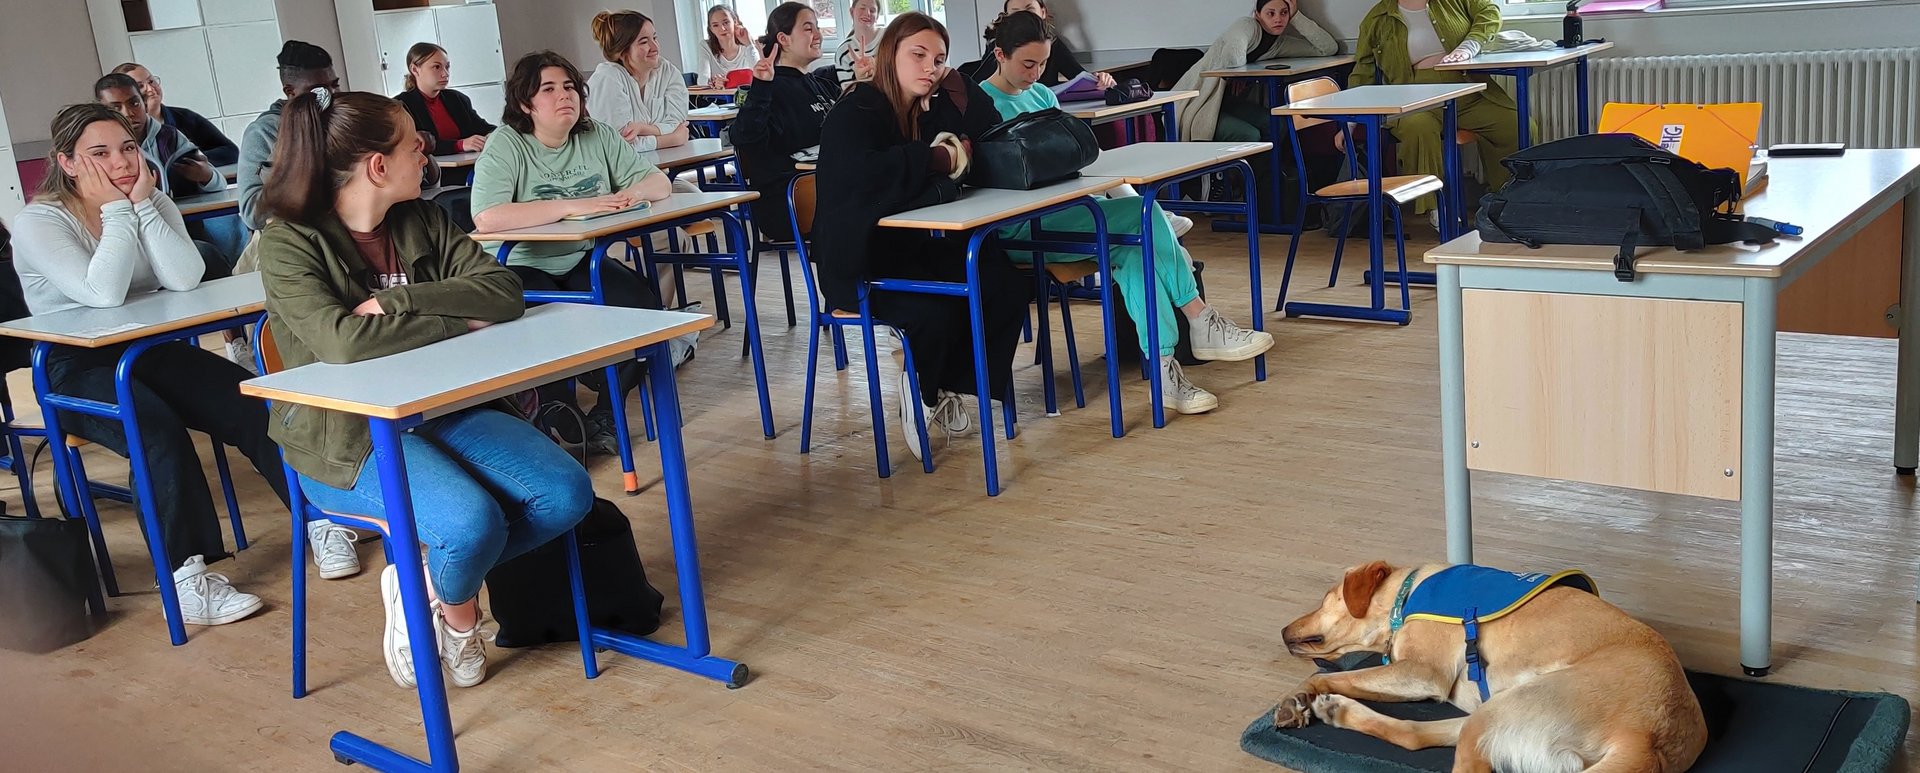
[495,0,673,79]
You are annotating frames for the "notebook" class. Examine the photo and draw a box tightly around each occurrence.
[561,200,652,221]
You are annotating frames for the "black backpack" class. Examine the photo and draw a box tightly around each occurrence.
[1475,133,1777,281]
[485,497,665,648]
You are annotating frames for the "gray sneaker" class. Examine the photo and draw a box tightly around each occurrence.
[1160,357,1218,415]
[172,555,263,626]
[1189,306,1274,363]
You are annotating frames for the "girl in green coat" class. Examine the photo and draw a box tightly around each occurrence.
[1350,0,1528,216]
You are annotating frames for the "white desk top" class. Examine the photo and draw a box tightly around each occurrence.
[175,188,240,216]
[1426,149,1920,279]
[688,106,739,121]
[1202,55,1355,79]
[1273,83,1487,116]
[240,304,712,420]
[1060,90,1198,121]
[468,190,757,242]
[0,274,264,348]
[1087,56,1151,74]
[1434,41,1615,71]
[1081,141,1272,185]
[435,152,481,168]
[878,176,1125,231]
[648,138,736,171]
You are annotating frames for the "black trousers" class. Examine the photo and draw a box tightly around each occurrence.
[46,342,289,569]
[511,256,664,413]
[868,239,1031,408]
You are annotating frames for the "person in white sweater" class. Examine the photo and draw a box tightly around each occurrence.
[9,103,298,628]
[697,4,761,88]
[586,9,691,154]
[1173,0,1340,142]
[834,0,884,86]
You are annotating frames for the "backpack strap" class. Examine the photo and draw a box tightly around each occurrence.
[1614,213,1641,281]
[1623,162,1705,251]
[1478,200,1540,248]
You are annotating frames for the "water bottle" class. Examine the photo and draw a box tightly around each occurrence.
[1560,3,1584,48]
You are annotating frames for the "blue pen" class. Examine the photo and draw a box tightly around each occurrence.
[1746,216,1804,236]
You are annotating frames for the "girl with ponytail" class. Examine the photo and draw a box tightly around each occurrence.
[257,88,590,691]
[11,103,291,628]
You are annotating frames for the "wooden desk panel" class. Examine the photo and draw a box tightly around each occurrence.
[1777,202,1904,338]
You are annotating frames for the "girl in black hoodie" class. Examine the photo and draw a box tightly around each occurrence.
[812,12,1031,462]
[730,2,838,242]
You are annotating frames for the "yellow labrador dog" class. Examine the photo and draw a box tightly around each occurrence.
[1275,561,1707,773]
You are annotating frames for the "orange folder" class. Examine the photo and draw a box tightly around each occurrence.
[1598,102,1764,190]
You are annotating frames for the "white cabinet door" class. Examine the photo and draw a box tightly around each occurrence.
[374,9,439,96]
[207,20,284,119]
[131,28,220,117]
[201,0,275,25]
[436,4,505,89]
[463,83,507,129]
[144,0,204,30]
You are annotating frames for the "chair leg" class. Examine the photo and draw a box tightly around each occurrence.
[563,530,600,679]
[1032,270,1058,417]
[1056,282,1086,409]
[288,492,310,699]
[1278,201,1310,313]
[67,446,119,597]
[777,250,797,328]
[1328,202,1354,287]
[801,314,822,454]
[831,326,849,371]
[637,376,657,443]
[900,334,935,472]
[859,320,894,478]
[210,441,246,551]
[1392,208,1412,313]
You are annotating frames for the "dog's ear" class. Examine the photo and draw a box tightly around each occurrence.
[1341,561,1394,619]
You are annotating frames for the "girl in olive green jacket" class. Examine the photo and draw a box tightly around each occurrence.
[1351,0,1527,216]
[257,88,592,691]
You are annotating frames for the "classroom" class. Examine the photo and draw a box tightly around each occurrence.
[0,0,1916,770]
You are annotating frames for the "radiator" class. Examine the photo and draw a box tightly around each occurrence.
[1529,47,1920,148]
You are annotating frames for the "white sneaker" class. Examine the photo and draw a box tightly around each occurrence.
[1189,306,1275,362]
[172,555,263,626]
[380,564,419,689]
[1167,212,1195,238]
[1160,356,1219,415]
[225,338,260,376]
[898,369,932,461]
[933,390,975,437]
[436,608,491,688]
[308,521,362,580]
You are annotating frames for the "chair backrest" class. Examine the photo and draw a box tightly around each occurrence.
[1285,77,1339,131]
[790,173,818,241]
[255,318,285,375]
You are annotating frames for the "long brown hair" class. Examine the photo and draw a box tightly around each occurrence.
[404,42,446,92]
[33,104,138,207]
[869,12,948,139]
[501,51,593,136]
[591,10,651,63]
[262,90,410,225]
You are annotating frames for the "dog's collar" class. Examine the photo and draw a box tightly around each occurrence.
[1381,568,1421,665]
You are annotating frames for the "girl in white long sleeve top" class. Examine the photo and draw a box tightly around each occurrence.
[587,10,691,154]
[10,104,292,629]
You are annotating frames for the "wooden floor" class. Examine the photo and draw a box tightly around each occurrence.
[2,220,1916,772]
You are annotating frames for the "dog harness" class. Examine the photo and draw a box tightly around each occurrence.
[1383,565,1598,701]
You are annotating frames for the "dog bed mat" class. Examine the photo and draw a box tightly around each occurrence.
[1239,655,1909,773]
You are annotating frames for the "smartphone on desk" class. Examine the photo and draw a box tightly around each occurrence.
[561,201,652,222]
[1264,63,1291,71]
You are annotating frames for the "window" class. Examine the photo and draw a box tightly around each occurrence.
[1499,0,1569,17]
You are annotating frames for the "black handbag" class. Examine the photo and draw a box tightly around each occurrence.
[486,497,665,648]
[1103,78,1153,106]
[0,504,107,653]
[970,108,1101,190]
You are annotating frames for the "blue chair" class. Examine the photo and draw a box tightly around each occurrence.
[1275,77,1444,323]
[788,173,937,474]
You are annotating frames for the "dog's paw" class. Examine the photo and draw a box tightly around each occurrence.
[1310,694,1360,729]
[1273,693,1316,729]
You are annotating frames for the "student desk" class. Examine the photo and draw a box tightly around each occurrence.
[433,152,481,185]
[1199,55,1356,234]
[688,105,740,139]
[1423,149,1920,678]
[175,188,239,223]
[0,275,265,646]
[879,177,1124,495]
[650,137,743,190]
[1082,141,1273,426]
[1060,90,1197,144]
[1273,82,1483,324]
[239,303,745,773]
[1434,41,1615,149]
[689,85,736,103]
[469,191,774,457]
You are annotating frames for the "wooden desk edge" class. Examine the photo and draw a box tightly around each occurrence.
[238,316,713,419]
[1201,56,1355,78]
[1067,91,1198,120]
[0,303,264,348]
[1272,84,1488,116]
[469,193,760,242]
[877,181,1126,230]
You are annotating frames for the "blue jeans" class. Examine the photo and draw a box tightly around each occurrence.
[298,408,593,603]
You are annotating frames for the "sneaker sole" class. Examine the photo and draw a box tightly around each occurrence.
[182,596,264,626]
[381,569,417,689]
[1172,395,1220,415]
[317,561,362,581]
[1192,336,1276,363]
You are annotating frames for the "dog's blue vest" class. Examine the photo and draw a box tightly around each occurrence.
[1385,565,1598,701]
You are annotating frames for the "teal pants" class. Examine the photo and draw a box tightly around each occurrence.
[1001,196,1196,357]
